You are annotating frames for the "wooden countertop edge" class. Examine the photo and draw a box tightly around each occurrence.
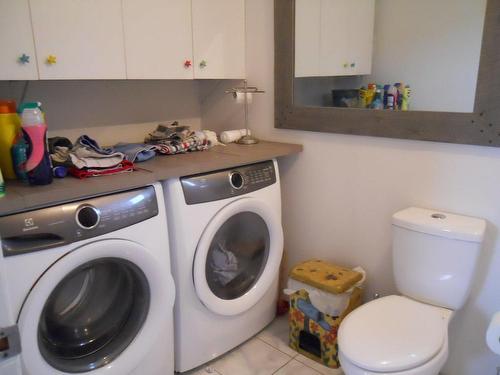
[0,141,303,216]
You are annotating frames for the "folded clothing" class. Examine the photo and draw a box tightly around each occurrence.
[50,146,73,167]
[106,143,159,163]
[146,121,191,142]
[69,160,135,179]
[70,135,125,169]
[146,124,215,155]
[48,137,73,154]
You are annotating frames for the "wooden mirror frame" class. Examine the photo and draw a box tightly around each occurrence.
[275,0,500,147]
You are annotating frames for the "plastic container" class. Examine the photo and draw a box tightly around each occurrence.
[21,102,53,186]
[0,100,21,179]
[0,168,5,198]
[11,133,28,182]
[285,260,366,369]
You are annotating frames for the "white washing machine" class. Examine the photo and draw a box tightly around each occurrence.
[0,183,175,375]
[163,159,284,372]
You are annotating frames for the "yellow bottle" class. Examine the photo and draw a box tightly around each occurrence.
[0,100,21,179]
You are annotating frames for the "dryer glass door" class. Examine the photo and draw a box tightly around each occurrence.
[194,198,284,316]
[205,211,269,300]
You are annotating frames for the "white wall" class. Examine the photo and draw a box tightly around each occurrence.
[202,1,500,374]
[369,0,486,112]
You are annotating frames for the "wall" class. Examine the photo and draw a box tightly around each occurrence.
[369,0,486,112]
[294,0,487,112]
[202,1,500,374]
[0,80,201,145]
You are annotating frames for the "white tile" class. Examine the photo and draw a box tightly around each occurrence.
[181,365,222,375]
[274,359,322,375]
[210,337,292,375]
[295,354,344,375]
[257,316,298,357]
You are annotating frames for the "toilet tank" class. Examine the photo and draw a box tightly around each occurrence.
[392,207,486,310]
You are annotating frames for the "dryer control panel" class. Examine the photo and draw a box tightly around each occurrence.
[181,160,277,204]
[0,186,158,257]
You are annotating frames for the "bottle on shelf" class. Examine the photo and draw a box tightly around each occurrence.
[20,102,53,186]
[0,100,21,179]
[0,168,5,198]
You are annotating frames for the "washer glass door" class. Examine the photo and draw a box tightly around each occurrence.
[194,198,284,316]
[38,258,150,373]
[17,239,172,375]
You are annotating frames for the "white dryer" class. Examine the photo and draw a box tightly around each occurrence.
[0,183,175,375]
[163,159,284,372]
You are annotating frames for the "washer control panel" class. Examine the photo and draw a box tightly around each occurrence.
[181,160,277,204]
[0,186,158,257]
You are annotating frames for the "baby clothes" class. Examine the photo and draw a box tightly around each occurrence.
[106,143,159,163]
[70,135,126,169]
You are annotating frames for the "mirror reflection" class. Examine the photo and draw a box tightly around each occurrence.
[294,0,487,113]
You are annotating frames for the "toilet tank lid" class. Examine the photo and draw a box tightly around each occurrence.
[392,207,486,243]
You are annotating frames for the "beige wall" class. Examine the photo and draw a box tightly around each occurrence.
[0,80,201,145]
[202,1,500,374]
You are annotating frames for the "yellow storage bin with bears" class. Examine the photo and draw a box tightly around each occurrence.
[286,260,365,369]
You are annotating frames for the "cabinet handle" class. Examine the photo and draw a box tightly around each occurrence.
[184,59,192,68]
[199,60,207,69]
[18,54,30,64]
[46,55,57,65]
[350,62,356,68]
[343,62,349,68]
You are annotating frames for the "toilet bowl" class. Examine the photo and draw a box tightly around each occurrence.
[338,296,452,375]
[337,207,486,375]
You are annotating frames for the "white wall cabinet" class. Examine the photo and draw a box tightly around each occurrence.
[0,0,38,80]
[295,0,375,78]
[29,0,127,80]
[192,0,246,79]
[123,0,194,79]
[0,0,245,81]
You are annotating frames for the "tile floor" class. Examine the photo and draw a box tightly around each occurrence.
[182,316,344,375]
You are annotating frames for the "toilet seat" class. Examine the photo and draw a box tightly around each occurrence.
[338,295,452,373]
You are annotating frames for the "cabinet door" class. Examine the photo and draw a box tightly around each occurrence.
[123,0,193,79]
[346,0,375,76]
[192,0,245,79]
[0,0,38,80]
[295,0,321,78]
[29,0,126,79]
[319,0,375,77]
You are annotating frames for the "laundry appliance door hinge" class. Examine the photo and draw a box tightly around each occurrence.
[0,325,21,362]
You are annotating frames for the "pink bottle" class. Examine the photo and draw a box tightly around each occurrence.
[21,103,52,185]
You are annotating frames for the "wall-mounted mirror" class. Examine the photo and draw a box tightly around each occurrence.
[275,0,500,147]
[294,0,487,113]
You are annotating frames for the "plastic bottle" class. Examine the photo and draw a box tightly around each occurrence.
[21,102,53,185]
[358,87,368,108]
[371,87,384,110]
[11,133,28,182]
[0,100,21,179]
[402,85,411,111]
[0,168,5,198]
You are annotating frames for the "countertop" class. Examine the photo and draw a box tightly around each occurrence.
[0,141,302,216]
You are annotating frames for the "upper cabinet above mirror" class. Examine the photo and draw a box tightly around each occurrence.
[294,0,487,113]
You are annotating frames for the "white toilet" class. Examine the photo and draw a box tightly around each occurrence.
[338,207,486,375]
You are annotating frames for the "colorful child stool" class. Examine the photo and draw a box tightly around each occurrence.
[287,259,365,369]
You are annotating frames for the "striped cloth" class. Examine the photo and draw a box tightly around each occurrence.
[152,135,210,155]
